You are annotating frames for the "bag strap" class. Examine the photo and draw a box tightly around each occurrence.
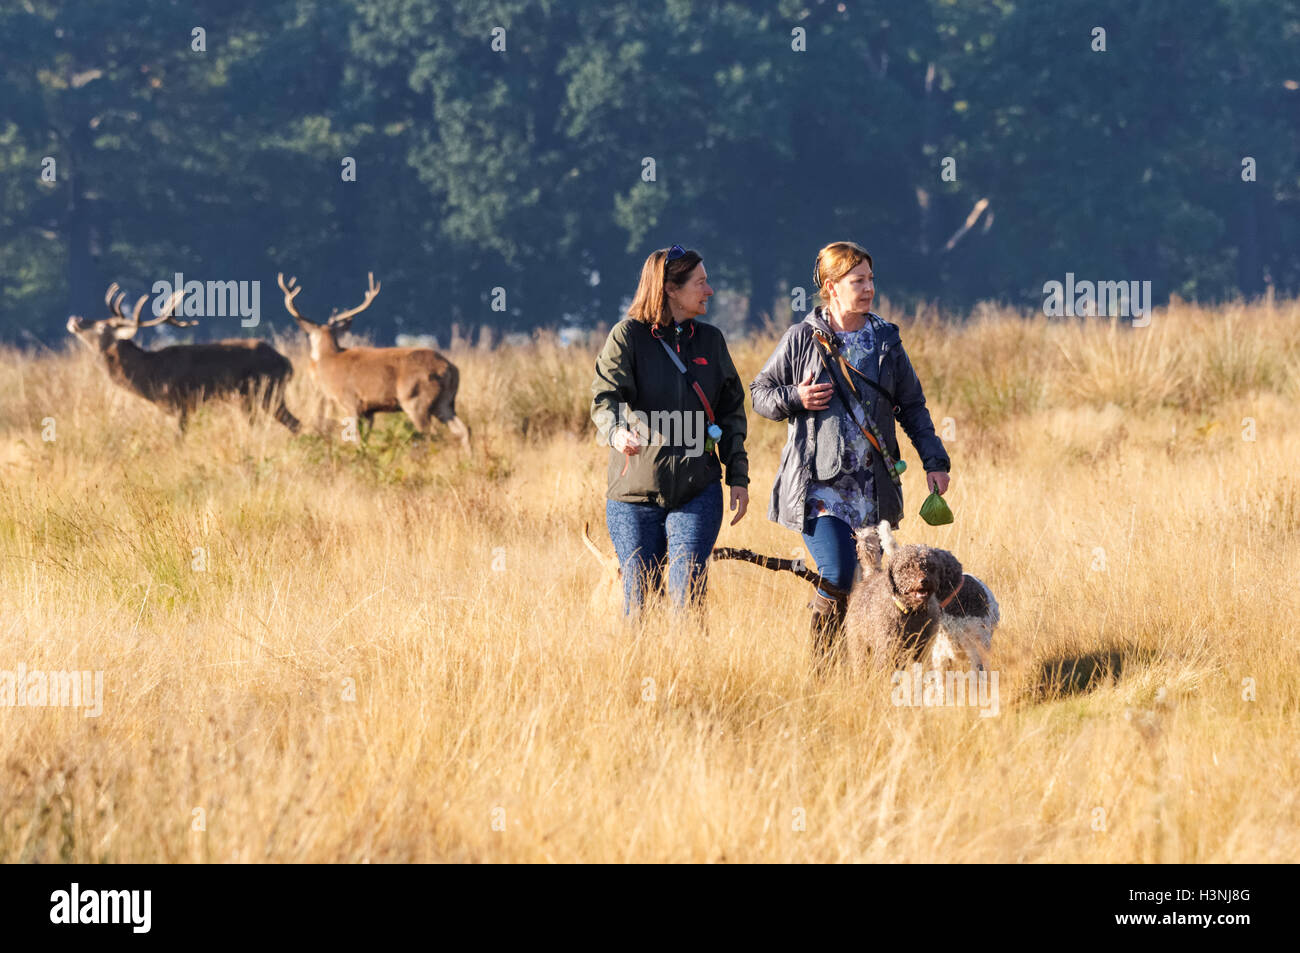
[615,330,718,476]
[814,326,899,410]
[843,363,898,413]
[810,327,904,490]
[656,337,716,425]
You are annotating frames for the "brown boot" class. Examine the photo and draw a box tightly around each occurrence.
[808,591,847,671]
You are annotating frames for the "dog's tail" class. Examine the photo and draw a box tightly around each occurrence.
[582,522,620,572]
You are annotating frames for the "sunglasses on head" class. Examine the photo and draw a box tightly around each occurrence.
[666,244,687,261]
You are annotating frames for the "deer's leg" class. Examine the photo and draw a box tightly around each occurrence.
[358,410,376,443]
[252,382,274,414]
[274,401,301,433]
[444,415,471,453]
[431,392,471,454]
[237,386,260,424]
[260,378,299,433]
[397,395,433,437]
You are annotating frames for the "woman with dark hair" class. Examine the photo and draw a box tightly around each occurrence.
[750,242,950,664]
[591,245,750,617]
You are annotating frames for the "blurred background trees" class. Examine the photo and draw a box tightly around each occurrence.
[2,0,1297,344]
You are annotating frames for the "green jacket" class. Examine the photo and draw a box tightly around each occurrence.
[591,317,749,509]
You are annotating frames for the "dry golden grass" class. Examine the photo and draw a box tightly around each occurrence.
[1,297,1298,863]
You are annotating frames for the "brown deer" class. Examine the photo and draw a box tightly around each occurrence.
[67,283,300,433]
[276,271,470,451]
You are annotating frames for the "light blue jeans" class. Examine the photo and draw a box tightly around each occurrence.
[605,483,724,616]
[801,514,858,600]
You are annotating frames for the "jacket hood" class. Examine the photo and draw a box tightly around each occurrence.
[800,307,896,339]
[801,308,833,334]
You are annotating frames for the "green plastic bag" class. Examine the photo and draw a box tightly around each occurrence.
[919,488,954,526]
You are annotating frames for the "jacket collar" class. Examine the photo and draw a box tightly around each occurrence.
[802,307,888,337]
[651,317,696,336]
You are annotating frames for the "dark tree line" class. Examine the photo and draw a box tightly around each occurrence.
[2,0,1297,345]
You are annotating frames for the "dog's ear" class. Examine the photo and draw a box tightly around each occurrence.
[877,520,898,560]
[853,526,884,573]
[933,548,963,593]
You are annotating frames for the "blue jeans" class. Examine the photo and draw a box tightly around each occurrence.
[605,483,724,615]
[801,514,858,600]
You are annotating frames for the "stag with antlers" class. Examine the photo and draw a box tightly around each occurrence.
[277,271,470,451]
[67,283,300,433]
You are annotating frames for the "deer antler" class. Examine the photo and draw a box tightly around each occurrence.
[105,284,130,324]
[328,272,381,327]
[277,272,317,327]
[137,287,196,329]
[103,284,155,327]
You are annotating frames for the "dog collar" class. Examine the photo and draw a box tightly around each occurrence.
[939,575,965,609]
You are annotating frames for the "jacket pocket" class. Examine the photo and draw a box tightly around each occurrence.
[811,410,843,481]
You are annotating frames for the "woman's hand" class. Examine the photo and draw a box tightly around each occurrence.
[729,486,749,525]
[797,369,833,412]
[926,471,950,495]
[612,427,643,455]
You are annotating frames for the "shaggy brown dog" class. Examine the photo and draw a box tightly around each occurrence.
[843,522,999,673]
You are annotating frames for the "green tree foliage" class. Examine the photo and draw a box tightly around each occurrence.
[2,0,1297,344]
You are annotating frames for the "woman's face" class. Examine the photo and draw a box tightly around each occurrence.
[667,262,713,319]
[826,260,875,315]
